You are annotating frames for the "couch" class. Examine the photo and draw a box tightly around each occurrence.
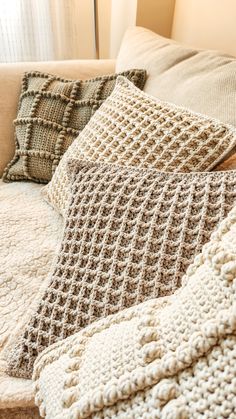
[1,26,236,418]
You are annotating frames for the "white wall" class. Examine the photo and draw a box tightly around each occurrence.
[109,0,137,58]
[172,0,236,57]
[136,0,175,38]
[97,0,176,58]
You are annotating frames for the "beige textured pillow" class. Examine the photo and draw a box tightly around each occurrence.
[33,204,236,418]
[3,69,146,183]
[43,76,236,216]
[117,26,236,128]
[6,160,236,379]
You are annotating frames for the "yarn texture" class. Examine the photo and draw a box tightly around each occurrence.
[3,70,146,183]
[43,76,236,215]
[32,204,236,418]
[6,160,236,379]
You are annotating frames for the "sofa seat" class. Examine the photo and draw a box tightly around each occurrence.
[0,180,63,416]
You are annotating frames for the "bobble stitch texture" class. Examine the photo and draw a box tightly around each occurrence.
[3,70,146,183]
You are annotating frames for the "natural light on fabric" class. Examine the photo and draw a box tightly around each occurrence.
[0,0,96,62]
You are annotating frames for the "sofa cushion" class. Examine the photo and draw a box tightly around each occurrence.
[117,26,236,128]
[32,204,236,419]
[6,159,236,379]
[43,76,236,216]
[2,69,146,183]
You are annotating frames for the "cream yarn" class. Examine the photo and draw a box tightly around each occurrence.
[33,205,236,418]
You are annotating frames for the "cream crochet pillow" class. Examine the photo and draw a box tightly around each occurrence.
[6,160,236,379]
[42,76,236,216]
[33,204,236,418]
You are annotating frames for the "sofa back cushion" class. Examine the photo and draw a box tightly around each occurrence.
[117,27,236,127]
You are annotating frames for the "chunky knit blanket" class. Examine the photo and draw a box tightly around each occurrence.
[7,161,236,379]
[33,204,236,418]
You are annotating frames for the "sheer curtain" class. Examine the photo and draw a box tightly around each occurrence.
[0,0,96,62]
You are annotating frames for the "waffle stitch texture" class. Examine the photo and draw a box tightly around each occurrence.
[43,76,236,216]
[7,159,236,379]
[32,203,236,419]
[2,69,146,183]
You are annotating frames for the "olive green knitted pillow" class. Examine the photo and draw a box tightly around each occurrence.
[3,69,146,183]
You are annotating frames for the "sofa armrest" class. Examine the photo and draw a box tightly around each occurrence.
[0,59,116,178]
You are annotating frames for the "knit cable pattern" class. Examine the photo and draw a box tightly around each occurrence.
[32,204,236,418]
[3,70,146,183]
[6,160,236,379]
[43,75,236,215]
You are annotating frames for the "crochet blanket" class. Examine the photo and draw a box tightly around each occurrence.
[33,204,236,418]
[0,180,62,416]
